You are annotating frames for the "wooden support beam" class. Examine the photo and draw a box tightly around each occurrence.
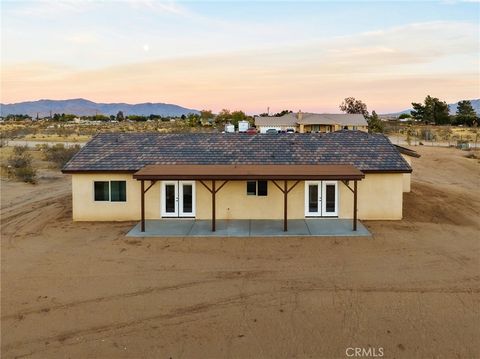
[286,180,300,194]
[342,180,354,193]
[283,180,288,232]
[215,180,228,194]
[199,180,213,193]
[272,180,284,193]
[144,180,157,193]
[353,180,357,231]
[212,180,216,232]
[141,180,145,232]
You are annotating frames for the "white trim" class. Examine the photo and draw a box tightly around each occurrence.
[321,181,338,217]
[179,181,196,217]
[161,181,196,218]
[161,181,178,217]
[304,181,322,217]
[304,180,338,217]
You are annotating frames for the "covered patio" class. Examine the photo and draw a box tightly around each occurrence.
[133,164,365,234]
[127,219,371,237]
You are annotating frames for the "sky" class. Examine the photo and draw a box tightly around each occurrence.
[1,0,479,114]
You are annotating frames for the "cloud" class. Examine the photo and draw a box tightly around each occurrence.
[2,21,479,113]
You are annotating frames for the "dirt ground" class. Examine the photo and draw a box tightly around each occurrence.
[1,146,479,359]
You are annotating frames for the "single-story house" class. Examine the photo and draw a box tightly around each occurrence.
[254,112,368,133]
[62,131,419,232]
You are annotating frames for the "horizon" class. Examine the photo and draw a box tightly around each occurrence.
[1,1,479,114]
[1,96,479,116]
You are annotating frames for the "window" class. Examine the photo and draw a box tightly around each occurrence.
[94,181,127,202]
[246,181,268,196]
[111,181,127,202]
[94,181,110,201]
[257,180,268,196]
[247,181,256,195]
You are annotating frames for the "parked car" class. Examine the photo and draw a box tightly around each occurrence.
[286,129,295,133]
[265,128,278,134]
[246,127,257,134]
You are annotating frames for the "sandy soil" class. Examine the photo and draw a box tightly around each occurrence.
[1,146,479,359]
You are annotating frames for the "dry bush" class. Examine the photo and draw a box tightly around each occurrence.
[42,144,81,168]
[4,146,37,183]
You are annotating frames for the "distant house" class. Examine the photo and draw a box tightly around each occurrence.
[254,111,368,133]
[62,131,419,233]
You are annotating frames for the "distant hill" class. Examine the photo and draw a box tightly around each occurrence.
[0,98,200,117]
[385,99,480,117]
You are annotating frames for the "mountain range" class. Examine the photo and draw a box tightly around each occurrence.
[1,98,479,118]
[388,99,480,116]
[0,98,200,117]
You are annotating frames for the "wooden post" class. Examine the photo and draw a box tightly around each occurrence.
[212,180,216,232]
[353,180,357,231]
[284,180,288,232]
[141,180,145,232]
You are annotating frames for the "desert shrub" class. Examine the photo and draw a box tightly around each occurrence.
[5,146,37,183]
[43,144,81,168]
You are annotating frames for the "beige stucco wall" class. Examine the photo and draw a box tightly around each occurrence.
[196,180,305,220]
[339,173,404,220]
[71,173,160,221]
[401,154,412,193]
[70,173,404,221]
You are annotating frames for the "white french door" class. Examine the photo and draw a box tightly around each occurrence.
[161,181,195,217]
[304,181,338,217]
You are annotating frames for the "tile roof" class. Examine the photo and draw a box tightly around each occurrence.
[62,131,412,173]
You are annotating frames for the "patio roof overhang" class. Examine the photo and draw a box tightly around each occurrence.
[134,164,364,234]
[132,164,365,181]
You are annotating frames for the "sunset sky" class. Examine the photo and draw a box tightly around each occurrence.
[1,0,479,114]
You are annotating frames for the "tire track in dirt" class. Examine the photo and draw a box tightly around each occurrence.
[1,279,218,320]
[2,289,282,354]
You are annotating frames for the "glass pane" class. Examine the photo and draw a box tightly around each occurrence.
[111,181,126,202]
[257,181,268,196]
[182,184,193,213]
[308,185,318,212]
[165,185,176,213]
[94,181,109,201]
[246,181,256,195]
[325,184,336,212]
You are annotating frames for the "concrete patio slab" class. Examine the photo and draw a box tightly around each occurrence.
[127,219,371,237]
[249,220,311,237]
[305,218,371,236]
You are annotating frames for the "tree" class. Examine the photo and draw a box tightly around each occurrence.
[398,113,411,119]
[367,111,384,133]
[230,110,247,127]
[116,111,125,122]
[339,97,369,117]
[215,109,232,125]
[410,95,450,125]
[200,110,214,124]
[455,100,477,127]
[273,110,292,117]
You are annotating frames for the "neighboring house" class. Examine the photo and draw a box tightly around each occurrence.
[62,131,419,232]
[254,111,368,133]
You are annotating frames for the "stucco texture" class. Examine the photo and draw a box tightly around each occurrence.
[71,174,404,221]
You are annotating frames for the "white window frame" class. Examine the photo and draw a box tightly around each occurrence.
[304,180,338,217]
[161,181,196,218]
[179,180,196,217]
[321,181,338,217]
[305,181,322,217]
[93,180,127,203]
[161,181,179,217]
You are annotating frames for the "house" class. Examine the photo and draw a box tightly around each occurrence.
[254,111,368,133]
[62,131,419,233]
